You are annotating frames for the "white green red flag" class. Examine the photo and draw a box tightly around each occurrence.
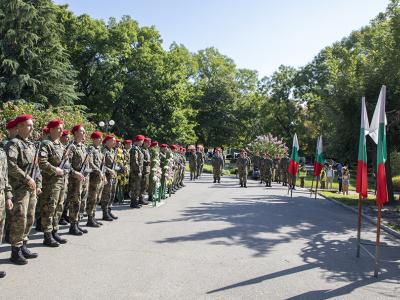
[375,86,388,206]
[356,97,369,199]
[288,133,299,176]
[313,136,324,177]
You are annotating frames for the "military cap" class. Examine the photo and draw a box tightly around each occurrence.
[42,127,49,134]
[144,137,152,143]
[71,124,83,134]
[15,114,33,125]
[150,141,158,148]
[124,139,133,144]
[90,131,103,139]
[6,119,17,129]
[62,129,70,136]
[47,119,64,129]
[102,134,115,144]
[135,135,145,142]
[160,144,168,149]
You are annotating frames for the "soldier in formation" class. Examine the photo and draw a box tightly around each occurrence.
[236,150,251,188]
[211,148,224,183]
[188,146,197,180]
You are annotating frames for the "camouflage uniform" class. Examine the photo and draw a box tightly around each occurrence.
[273,158,281,183]
[140,146,151,200]
[179,153,186,186]
[265,157,273,187]
[66,142,88,228]
[211,154,224,183]
[280,156,289,186]
[1,138,11,243]
[196,151,205,178]
[6,136,38,249]
[100,146,118,216]
[236,156,251,187]
[259,156,265,183]
[129,144,143,206]
[0,148,13,245]
[38,139,69,236]
[87,144,104,220]
[188,152,197,180]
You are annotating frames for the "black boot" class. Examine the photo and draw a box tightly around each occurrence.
[21,241,38,259]
[93,212,103,225]
[102,209,113,221]
[108,208,118,219]
[52,230,67,244]
[59,218,68,225]
[0,271,5,278]
[130,200,140,209]
[69,223,83,236]
[10,246,27,265]
[77,223,88,234]
[43,232,59,247]
[148,195,154,202]
[86,216,100,228]
[218,180,220,183]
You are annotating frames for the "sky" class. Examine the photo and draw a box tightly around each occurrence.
[54,0,389,78]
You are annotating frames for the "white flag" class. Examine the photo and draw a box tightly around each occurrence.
[369,86,387,144]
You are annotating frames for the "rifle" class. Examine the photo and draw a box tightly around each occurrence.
[25,141,42,181]
[80,147,94,176]
[59,140,75,170]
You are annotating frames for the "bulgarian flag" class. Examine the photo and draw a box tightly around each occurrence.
[356,97,369,199]
[375,86,388,206]
[313,136,324,177]
[288,133,299,176]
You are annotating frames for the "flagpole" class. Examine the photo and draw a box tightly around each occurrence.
[290,174,294,198]
[374,205,382,277]
[314,176,319,199]
[356,193,362,257]
[310,176,314,197]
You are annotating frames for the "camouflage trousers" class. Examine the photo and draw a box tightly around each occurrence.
[67,177,83,224]
[189,165,196,180]
[9,187,37,247]
[40,176,67,233]
[140,172,150,196]
[0,191,5,243]
[196,163,203,178]
[79,177,89,216]
[213,168,222,181]
[100,175,117,209]
[179,166,185,184]
[87,174,103,217]
[238,171,248,186]
[130,173,142,201]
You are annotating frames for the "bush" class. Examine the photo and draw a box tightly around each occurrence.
[390,152,400,177]
[392,175,400,191]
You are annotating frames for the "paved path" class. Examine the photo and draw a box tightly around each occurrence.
[1,174,399,299]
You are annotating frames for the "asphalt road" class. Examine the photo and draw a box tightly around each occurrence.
[1,174,399,299]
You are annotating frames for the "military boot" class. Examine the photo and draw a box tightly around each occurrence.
[148,195,154,202]
[69,223,83,236]
[93,213,103,226]
[130,200,140,209]
[10,246,27,265]
[0,271,5,278]
[52,230,67,244]
[77,223,88,234]
[108,208,118,219]
[86,216,100,227]
[21,241,38,259]
[43,232,59,247]
[35,218,43,232]
[102,208,113,221]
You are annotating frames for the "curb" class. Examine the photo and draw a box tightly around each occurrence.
[318,193,400,240]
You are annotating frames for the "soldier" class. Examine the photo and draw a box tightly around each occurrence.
[66,125,89,236]
[253,151,261,174]
[100,134,119,220]
[2,119,18,244]
[0,145,13,277]
[159,144,168,198]
[236,150,250,188]
[148,141,160,202]
[86,131,106,227]
[122,139,132,199]
[6,114,40,264]
[196,145,205,179]
[265,154,273,187]
[211,148,224,183]
[188,146,197,180]
[129,135,144,208]
[171,145,181,192]
[280,155,290,186]
[38,119,70,247]
[274,156,281,183]
[60,129,70,146]
[179,147,186,187]
[139,137,151,205]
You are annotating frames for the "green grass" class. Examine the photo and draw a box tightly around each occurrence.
[319,191,376,206]
[185,162,235,175]
[301,174,375,192]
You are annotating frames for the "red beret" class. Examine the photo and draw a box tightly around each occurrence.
[62,129,70,137]
[102,134,115,144]
[47,119,64,129]
[6,119,17,130]
[144,137,152,143]
[42,127,49,134]
[15,114,33,125]
[160,144,168,149]
[135,135,145,142]
[116,139,121,144]
[124,139,133,144]
[170,144,177,150]
[90,131,103,139]
[150,141,158,148]
[71,124,82,134]
[182,148,186,152]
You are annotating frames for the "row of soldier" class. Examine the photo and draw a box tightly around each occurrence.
[0,114,193,278]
